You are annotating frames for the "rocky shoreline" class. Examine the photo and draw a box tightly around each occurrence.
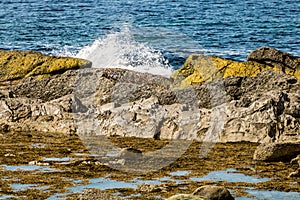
[0,46,300,199]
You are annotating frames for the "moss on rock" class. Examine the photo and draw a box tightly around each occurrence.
[0,50,92,82]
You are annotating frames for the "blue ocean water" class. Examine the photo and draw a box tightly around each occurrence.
[0,0,299,75]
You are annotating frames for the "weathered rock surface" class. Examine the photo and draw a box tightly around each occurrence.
[192,185,234,200]
[253,142,300,161]
[247,46,300,80]
[0,50,91,82]
[171,46,300,87]
[74,69,300,143]
[0,48,299,144]
[171,54,272,87]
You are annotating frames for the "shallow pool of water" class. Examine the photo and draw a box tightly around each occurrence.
[170,170,190,176]
[1,164,58,172]
[245,189,300,200]
[10,183,50,192]
[190,168,270,183]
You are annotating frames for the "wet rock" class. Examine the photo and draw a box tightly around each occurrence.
[167,194,207,200]
[253,142,300,161]
[192,185,234,200]
[0,50,91,82]
[247,46,300,80]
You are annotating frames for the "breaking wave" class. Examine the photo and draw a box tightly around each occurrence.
[75,24,174,77]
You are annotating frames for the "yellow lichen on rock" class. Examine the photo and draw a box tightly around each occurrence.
[294,67,300,80]
[171,48,300,88]
[171,54,271,87]
[0,50,92,82]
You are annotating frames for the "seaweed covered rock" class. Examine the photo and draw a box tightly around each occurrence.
[171,47,300,87]
[0,50,92,82]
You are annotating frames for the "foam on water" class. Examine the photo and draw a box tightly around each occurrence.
[75,24,174,77]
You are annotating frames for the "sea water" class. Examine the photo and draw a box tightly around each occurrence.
[0,0,299,76]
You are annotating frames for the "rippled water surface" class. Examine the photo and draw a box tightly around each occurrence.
[0,0,299,69]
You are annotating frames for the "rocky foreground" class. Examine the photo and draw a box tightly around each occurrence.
[0,47,299,143]
[0,46,300,199]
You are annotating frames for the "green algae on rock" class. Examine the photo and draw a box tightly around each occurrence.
[0,50,92,82]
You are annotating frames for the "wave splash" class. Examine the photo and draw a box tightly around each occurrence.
[75,25,174,77]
